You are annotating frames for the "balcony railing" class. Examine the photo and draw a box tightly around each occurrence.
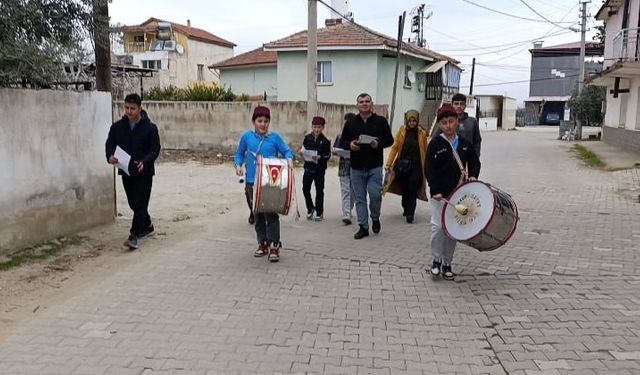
[124,42,153,53]
[612,28,640,62]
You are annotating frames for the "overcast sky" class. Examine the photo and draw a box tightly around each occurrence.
[110,0,603,104]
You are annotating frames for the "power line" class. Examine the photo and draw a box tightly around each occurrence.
[431,28,575,52]
[460,73,578,88]
[461,0,575,24]
[518,0,578,31]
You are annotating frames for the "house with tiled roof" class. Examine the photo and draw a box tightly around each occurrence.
[121,17,235,88]
[213,18,461,129]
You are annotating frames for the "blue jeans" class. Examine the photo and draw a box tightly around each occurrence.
[350,167,383,229]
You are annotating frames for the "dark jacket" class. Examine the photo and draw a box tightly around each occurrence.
[432,113,482,156]
[105,110,161,176]
[339,113,394,170]
[426,135,480,197]
[302,132,331,172]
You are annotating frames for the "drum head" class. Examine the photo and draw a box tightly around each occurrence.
[443,181,494,241]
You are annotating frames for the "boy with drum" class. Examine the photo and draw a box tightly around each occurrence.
[234,106,294,262]
[426,105,481,280]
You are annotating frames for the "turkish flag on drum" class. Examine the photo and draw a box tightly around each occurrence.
[254,156,294,215]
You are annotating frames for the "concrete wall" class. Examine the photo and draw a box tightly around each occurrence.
[219,66,278,99]
[502,97,517,130]
[602,125,640,154]
[112,100,388,152]
[603,6,624,68]
[0,89,115,253]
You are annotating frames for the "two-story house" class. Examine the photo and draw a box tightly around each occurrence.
[592,0,640,152]
[524,41,603,126]
[212,18,460,131]
[121,17,235,89]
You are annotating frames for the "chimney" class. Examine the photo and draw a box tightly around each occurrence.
[325,18,343,27]
[533,41,543,49]
[187,19,191,27]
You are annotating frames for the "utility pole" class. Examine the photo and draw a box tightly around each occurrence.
[410,4,425,47]
[576,0,589,140]
[469,57,476,95]
[93,0,112,92]
[307,0,318,126]
[389,12,406,127]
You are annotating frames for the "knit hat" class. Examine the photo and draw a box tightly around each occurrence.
[311,116,326,126]
[252,105,271,121]
[404,110,419,124]
[436,104,457,121]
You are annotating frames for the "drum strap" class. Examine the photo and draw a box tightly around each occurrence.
[440,134,468,186]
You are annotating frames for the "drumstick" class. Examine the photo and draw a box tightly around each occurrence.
[439,198,469,215]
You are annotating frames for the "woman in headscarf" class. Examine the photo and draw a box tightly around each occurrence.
[383,109,428,223]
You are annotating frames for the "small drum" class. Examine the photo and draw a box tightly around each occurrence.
[442,181,519,252]
[254,156,294,215]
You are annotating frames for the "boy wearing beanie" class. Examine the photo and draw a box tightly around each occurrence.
[301,116,331,221]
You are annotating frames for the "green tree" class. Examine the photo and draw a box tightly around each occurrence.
[0,0,95,87]
[568,85,606,126]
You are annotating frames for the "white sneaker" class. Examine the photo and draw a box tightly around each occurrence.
[430,260,441,276]
[314,214,323,222]
[306,211,314,220]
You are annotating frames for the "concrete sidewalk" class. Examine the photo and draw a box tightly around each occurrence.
[576,139,640,171]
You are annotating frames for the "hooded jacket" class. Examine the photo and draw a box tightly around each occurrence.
[105,110,161,176]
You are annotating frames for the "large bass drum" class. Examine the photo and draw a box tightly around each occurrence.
[442,180,519,252]
[254,156,294,215]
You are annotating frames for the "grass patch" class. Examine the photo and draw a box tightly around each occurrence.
[574,144,605,168]
[0,236,83,272]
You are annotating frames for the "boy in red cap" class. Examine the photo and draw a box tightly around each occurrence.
[426,104,480,280]
[235,105,294,262]
[301,116,332,221]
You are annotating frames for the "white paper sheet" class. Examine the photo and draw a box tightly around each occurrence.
[357,134,378,144]
[332,147,350,159]
[300,146,318,162]
[114,146,131,176]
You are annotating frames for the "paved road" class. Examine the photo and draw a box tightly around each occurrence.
[1,128,639,374]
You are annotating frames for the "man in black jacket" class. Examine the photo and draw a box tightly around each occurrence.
[431,93,482,157]
[106,94,161,250]
[340,93,394,239]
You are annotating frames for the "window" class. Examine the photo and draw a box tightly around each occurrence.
[404,65,412,88]
[141,60,162,70]
[317,61,332,84]
[134,35,145,43]
[197,64,204,81]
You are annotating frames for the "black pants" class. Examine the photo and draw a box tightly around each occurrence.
[246,184,280,244]
[245,183,253,214]
[302,170,325,215]
[121,174,153,236]
[398,163,422,217]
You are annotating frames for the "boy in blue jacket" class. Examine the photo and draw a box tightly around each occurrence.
[235,106,294,262]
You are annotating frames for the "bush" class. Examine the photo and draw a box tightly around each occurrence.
[144,82,236,101]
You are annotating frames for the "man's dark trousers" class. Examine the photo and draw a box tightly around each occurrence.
[122,174,153,236]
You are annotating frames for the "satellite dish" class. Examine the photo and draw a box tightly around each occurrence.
[176,44,184,55]
[408,70,416,84]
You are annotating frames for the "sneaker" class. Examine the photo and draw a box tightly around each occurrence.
[139,225,155,238]
[430,260,441,276]
[353,226,369,240]
[248,212,255,225]
[268,242,280,262]
[254,242,268,257]
[306,210,314,220]
[126,234,139,250]
[372,220,381,234]
[442,264,454,280]
[314,214,323,222]
[406,215,414,224]
[342,217,352,225]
